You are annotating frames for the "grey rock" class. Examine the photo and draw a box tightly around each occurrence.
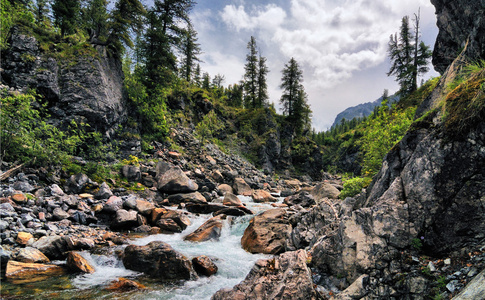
[95,182,113,199]
[167,192,207,204]
[13,181,35,193]
[52,207,70,220]
[67,173,96,194]
[32,235,68,260]
[111,209,138,230]
[121,165,141,182]
[157,167,198,194]
[453,268,485,300]
[0,220,9,231]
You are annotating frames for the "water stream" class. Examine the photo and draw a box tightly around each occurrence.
[1,197,277,299]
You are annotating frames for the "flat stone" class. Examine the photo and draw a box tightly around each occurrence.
[6,260,66,282]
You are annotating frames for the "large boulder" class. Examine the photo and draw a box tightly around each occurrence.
[211,250,317,300]
[32,235,69,260]
[233,178,252,195]
[310,182,340,200]
[167,192,207,204]
[157,167,198,194]
[66,251,95,273]
[184,215,224,242]
[5,261,66,282]
[284,192,315,208]
[222,193,242,206]
[251,190,276,203]
[15,247,50,264]
[122,241,197,280]
[192,255,218,277]
[241,209,291,254]
[156,210,191,233]
[111,209,138,230]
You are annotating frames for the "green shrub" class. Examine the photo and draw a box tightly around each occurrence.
[196,110,225,141]
[340,176,372,198]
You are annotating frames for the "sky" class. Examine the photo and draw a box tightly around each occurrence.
[189,0,440,131]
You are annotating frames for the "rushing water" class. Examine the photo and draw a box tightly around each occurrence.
[1,196,277,300]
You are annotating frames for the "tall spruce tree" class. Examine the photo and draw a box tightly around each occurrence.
[257,53,269,107]
[107,0,145,55]
[179,23,202,82]
[82,0,109,42]
[280,57,311,135]
[387,11,432,95]
[52,0,80,36]
[243,36,258,108]
[35,0,50,25]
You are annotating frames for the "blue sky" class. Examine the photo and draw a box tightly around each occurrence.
[189,0,439,131]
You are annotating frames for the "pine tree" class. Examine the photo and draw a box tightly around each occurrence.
[280,57,311,135]
[193,63,201,86]
[243,36,258,108]
[82,0,109,43]
[52,0,80,36]
[107,0,145,55]
[35,0,50,25]
[257,54,269,107]
[202,72,210,90]
[179,23,202,82]
[387,11,432,96]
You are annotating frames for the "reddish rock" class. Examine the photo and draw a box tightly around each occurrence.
[135,199,155,215]
[11,193,27,203]
[6,261,66,282]
[192,255,218,276]
[217,184,233,195]
[15,247,50,263]
[184,215,224,242]
[251,190,276,203]
[223,193,242,206]
[150,207,168,224]
[168,151,181,159]
[16,232,34,246]
[233,178,252,195]
[66,251,95,273]
[106,277,146,291]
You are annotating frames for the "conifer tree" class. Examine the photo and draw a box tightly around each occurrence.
[179,23,202,82]
[193,63,201,86]
[107,0,145,55]
[52,0,80,36]
[280,57,311,135]
[35,0,50,25]
[387,11,432,95]
[243,36,258,108]
[202,72,210,90]
[257,54,269,107]
[82,0,109,42]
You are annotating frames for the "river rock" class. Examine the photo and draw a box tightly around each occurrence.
[106,278,146,291]
[135,199,154,215]
[5,260,66,282]
[15,247,50,263]
[192,255,218,276]
[213,207,247,217]
[310,182,341,200]
[233,178,252,195]
[217,184,233,195]
[103,196,123,213]
[66,251,95,273]
[167,192,207,204]
[95,182,113,199]
[156,209,191,233]
[32,235,68,260]
[185,203,226,214]
[150,207,168,224]
[157,166,198,194]
[123,241,197,280]
[251,190,276,203]
[241,208,291,254]
[16,232,34,246]
[222,193,242,206]
[211,250,317,300]
[284,192,315,207]
[184,215,224,242]
[111,209,138,230]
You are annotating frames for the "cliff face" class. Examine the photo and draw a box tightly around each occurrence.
[431,0,485,73]
[1,28,127,138]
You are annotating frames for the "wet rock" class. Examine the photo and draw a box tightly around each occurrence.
[223,193,242,206]
[15,247,50,263]
[156,210,191,233]
[233,178,252,195]
[66,251,95,273]
[213,207,247,217]
[5,260,66,282]
[251,190,276,203]
[111,209,138,230]
[310,182,340,200]
[157,166,198,194]
[167,192,207,204]
[217,184,233,195]
[284,192,315,208]
[95,182,113,199]
[192,255,218,276]
[211,250,317,300]
[123,241,197,280]
[241,208,291,254]
[16,232,34,246]
[184,215,224,242]
[185,203,226,214]
[32,235,68,260]
[106,278,146,291]
[0,246,12,269]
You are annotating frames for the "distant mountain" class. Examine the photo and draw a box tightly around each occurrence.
[331,94,399,128]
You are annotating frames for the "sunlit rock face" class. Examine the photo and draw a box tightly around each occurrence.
[431,0,485,74]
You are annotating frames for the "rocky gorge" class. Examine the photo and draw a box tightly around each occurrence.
[2,0,485,299]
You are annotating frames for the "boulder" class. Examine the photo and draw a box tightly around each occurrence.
[95,182,113,199]
[66,251,95,273]
[284,192,315,208]
[241,209,291,254]
[150,207,168,224]
[167,192,207,204]
[5,260,66,282]
[32,235,68,260]
[15,247,50,263]
[67,173,96,194]
[222,193,242,206]
[157,166,198,194]
[52,207,70,221]
[192,255,218,277]
[184,215,224,242]
[106,278,146,291]
[16,232,34,246]
[103,196,123,213]
[251,190,276,203]
[453,268,485,300]
[185,203,226,214]
[121,165,141,182]
[310,182,340,200]
[217,184,233,195]
[156,209,191,233]
[122,241,197,280]
[213,207,248,217]
[211,250,317,300]
[211,170,224,183]
[134,199,154,215]
[111,209,138,230]
[233,178,252,195]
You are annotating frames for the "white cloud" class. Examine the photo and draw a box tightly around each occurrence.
[221,4,287,32]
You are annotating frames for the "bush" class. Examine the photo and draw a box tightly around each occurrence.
[340,176,372,199]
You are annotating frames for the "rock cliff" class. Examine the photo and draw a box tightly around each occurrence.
[431,0,485,73]
[1,28,127,138]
